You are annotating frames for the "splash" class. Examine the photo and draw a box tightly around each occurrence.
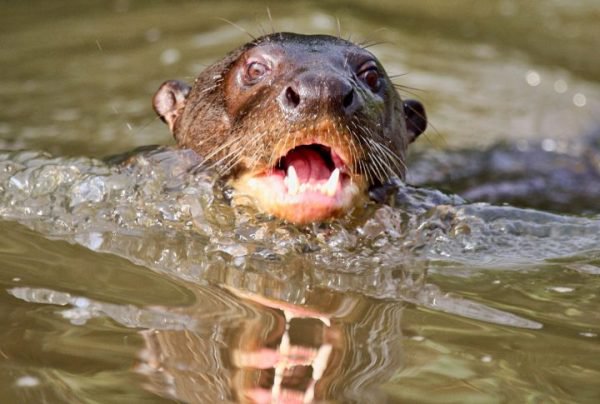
[2,147,598,327]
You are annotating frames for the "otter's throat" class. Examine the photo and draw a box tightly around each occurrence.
[232,143,366,224]
[279,144,343,197]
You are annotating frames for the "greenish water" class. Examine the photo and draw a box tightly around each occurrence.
[1,1,599,403]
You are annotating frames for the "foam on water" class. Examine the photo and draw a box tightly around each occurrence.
[2,147,599,328]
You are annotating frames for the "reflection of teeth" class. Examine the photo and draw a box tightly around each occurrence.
[286,165,299,195]
[324,168,339,197]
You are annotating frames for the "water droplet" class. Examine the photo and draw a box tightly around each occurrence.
[70,176,107,206]
[74,297,90,308]
[553,79,567,93]
[160,48,181,65]
[16,376,40,387]
[549,286,574,293]
[541,139,556,152]
[525,70,541,86]
[573,93,586,107]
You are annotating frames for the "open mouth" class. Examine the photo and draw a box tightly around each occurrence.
[233,143,364,223]
[276,144,347,198]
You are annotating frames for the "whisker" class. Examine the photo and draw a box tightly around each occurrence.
[268,126,289,169]
[346,121,362,164]
[246,128,271,172]
[215,17,256,41]
[349,123,377,184]
[266,7,276,35]
[355,27,392,50]
[391,84,425,99]
[197,135,240,164]
[369,138,404,179]
[356,121,402,181]
[354,122,381,183]
[359,40,388,49]
[366,140,389,182]
[348,121,373,183]
[369,134,406,175]
[387,73,410,79]
[197,83,220,94]
[219,147,247,174]
[255,21,268,38]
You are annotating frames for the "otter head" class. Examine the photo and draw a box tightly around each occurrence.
[153,33,426,224]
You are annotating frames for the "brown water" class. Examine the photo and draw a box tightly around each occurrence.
[1,1,600,403]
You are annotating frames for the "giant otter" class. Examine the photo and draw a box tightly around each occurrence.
[153,32,427,223]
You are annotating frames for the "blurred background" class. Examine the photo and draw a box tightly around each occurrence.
[1,0,598,157]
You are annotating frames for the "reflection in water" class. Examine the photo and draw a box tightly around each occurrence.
[10,265,411,402]
[138,279,406,403]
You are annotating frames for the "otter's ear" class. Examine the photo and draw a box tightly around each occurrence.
[153,80,191,133]
[403,99,427,143]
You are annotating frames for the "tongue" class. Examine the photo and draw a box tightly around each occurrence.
[285,148,332,182]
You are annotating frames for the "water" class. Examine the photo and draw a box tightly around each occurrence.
[1,1,600,403]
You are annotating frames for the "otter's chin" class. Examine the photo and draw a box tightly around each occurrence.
[231,143,367,224]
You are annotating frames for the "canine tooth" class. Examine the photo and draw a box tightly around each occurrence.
[324,168,340,197]
[286,165,299,195]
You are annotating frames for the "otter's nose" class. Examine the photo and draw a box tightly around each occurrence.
[279,73,360,116]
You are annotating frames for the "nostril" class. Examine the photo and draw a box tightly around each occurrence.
[285,86,301,108]
[342,89,354,110]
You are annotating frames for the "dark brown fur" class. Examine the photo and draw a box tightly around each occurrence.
[155,33,425,182]
[153,33,426,222]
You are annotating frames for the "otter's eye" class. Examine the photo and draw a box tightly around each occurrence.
[245,61,269,84]
[358,62,381,92]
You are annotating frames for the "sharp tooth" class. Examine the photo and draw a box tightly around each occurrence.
[324,168,340,197]
[287,165,299,195]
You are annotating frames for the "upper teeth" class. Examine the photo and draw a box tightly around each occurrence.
[325,168,339,196]
[285,165,299,195]
[284,167,340,197]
